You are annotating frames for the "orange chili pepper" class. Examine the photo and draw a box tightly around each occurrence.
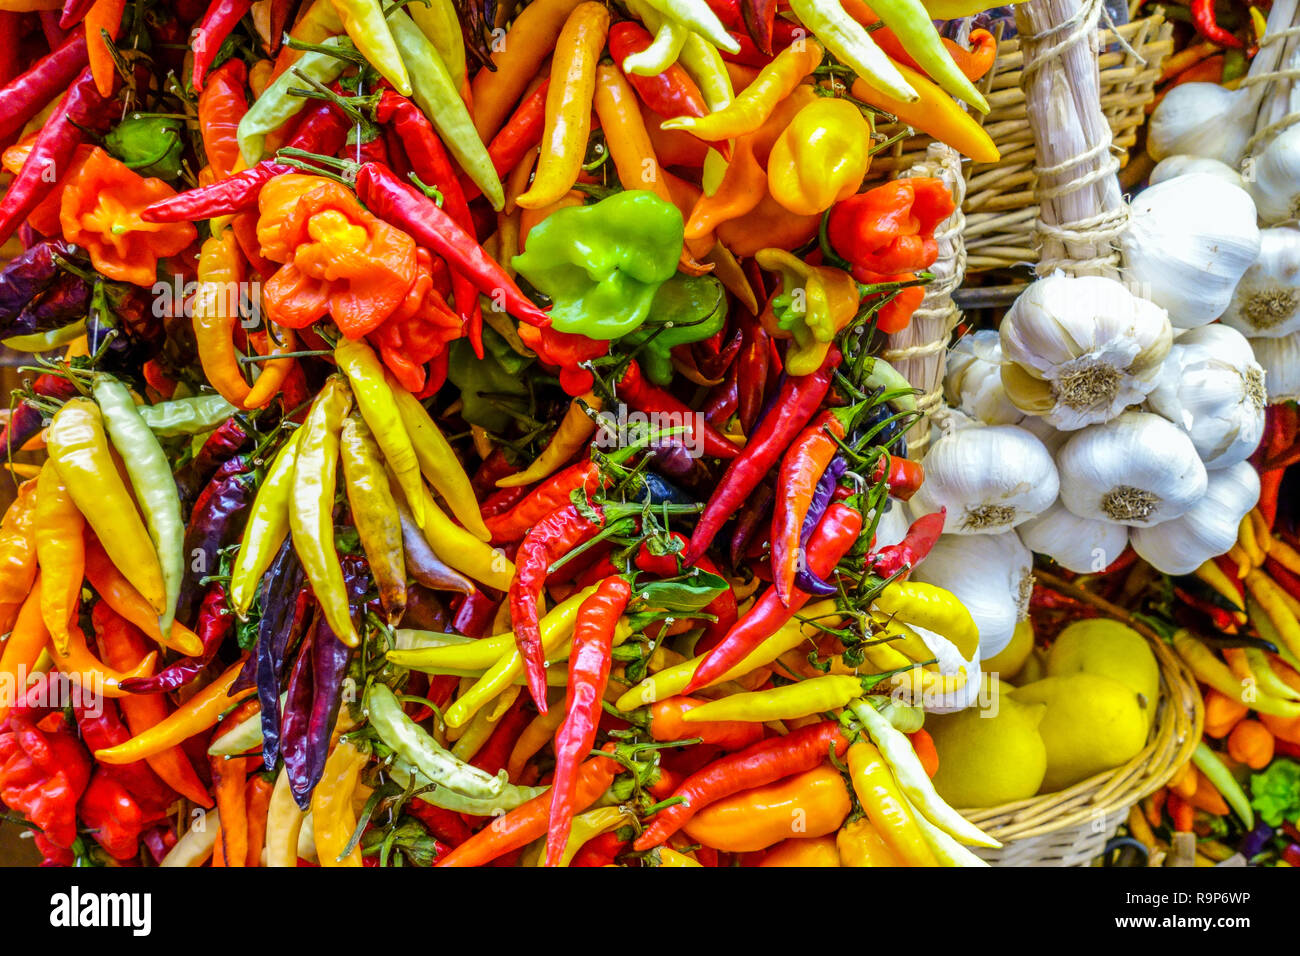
[193,226,251,407]
[211,752,251,867]
[244,772,275,866]
[908,728,939,778]
[0,478,38,607]
[242,326,299,410]
[33,463,83,656]
[0,585,49,726]
[1226,719,1275,770]
[1188,767,1231,815]
[83,535,203,657]
[85,0,126,97]
[92,601,213,807]
[1203,688,1249,738]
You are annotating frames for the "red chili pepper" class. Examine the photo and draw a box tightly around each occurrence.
[1190,0,1243,48]
[608,22,708,120]
[647,695,764,750]
[0,714,90,850]
[61,0,96,29]
[485,459,606,544]
[452,588,500,639]
[462,79,550,202]
[142,101,350,221]
[870,453,924,501]
[686,501,862,693]
[406,799,473,847]
[118,584,232,695]
[510,504,612,709]
[517,324,610,396]
[546,575,632,866]
[684,349,838,564]
[355,161,551,329]
[1173,585,1240,633]
[617,360,741,461]
[470,692,533,778]
[827,179,954,279]
[79,770,151,860]
[771,408,851,605]
[0,64,116,245]
[0,31,87,144]
[632,719,848,850]
[869,508,946,579]
[703,364,740,427]
[70,690,175,813]
[376,91,483,357]
[1265,557,1300,604]
[191,0,253,90]
[570,829,626,866]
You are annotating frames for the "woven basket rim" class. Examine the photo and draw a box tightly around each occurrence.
[961,574,1205,845]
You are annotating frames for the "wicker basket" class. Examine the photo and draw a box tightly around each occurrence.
[869,14,1173,273]
[961,573,1204,866]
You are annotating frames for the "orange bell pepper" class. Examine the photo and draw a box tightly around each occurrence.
[1226,719,1275,769]
[58,148,198,287]
[1203,688,1250,738]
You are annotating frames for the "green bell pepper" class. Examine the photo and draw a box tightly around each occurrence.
[621,274,727,385]
[511,190,684,340]
[445,329,531,433]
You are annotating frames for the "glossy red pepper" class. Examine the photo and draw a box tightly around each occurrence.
[771,408,850,605]
[0,31,87,143]
[869,508,946,579]
[191,0,253,90]
[617,360,742,461]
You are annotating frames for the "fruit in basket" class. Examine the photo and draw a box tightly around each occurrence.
[1046,619,1159,727]
[983,619,1035,681]
[927,678,1047,808]
[1012,674,1149,792]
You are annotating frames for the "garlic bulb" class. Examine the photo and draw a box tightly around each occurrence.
[1246,125,1300,225]
[1146,324,1266,470]
[1017,501,1130,575]
[1130,461,1261,575]
[1018,413,1068,456]
[1121,174,1261,328]
[910,423,1058,534]
[1150,155,1247,190]
[1249,330,1300,401]
[909,530,1033,660]
[1220,228,1300,339]
[1147,83,1256,166]
[945,330,1023,425]
[1056,411,1208,526]
[999,273,1172,430]
[872,498,911,550]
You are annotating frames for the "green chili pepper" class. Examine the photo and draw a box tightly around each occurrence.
[2,320,87,352]
[339,412,407,624]
[365,683,507,799]
[231,430,301,617]
[137,394,237,438]
[1192,741,1255,829]
[237,36,351,165]
[622,274,727,385]
[386,9,504,210]
[387,760,546,815]
[92,374,185,638]
[289,375,357,647]
[869,0,989,111]
[512,190,685,340]
[104,113,187,180]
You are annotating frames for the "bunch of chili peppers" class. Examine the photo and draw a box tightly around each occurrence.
[0,0,1010,868]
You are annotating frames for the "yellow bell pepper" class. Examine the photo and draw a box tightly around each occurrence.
[767,98,872,216]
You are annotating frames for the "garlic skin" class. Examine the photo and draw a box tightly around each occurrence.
[1249,330,1300,401]
[910,423,1059,534]
[1150,155,1247,190]
[1130,461,1261,575]
[999,273,1173,430]
[1121,174,1262,328]
[872,498,911,550]
[945,330,1023,425]
[1147,83,1254,166]
[1246,125,1300,225]
[1056,411,1208,527]
[909,530,1033,660]
[1220,228,1300,339]
[1146,324,1267,470]
[1017,500,1130,575]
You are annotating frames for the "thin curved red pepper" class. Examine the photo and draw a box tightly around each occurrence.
[608,22,709,120]
[771,408,850,606]
[632,719,848,850]
[192,0,253,91]
[355,161,551,329]
[685,501,862,693]
[618,360,741,461]
[376,90,483,357]
[461,79,549,201]
[546,575,632,866]
[868,507,945,579]
[0,31,87,144]
[510,504,611,710]
[684,348,838,564]
[1191,0,1243,48]
[484,459,606,545]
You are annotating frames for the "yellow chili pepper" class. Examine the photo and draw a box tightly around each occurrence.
[192,227,251,407]
[1173,629,1300,718]
[230,430,302,616]
[506,706,567,781]
[311,738,368,867]
[682,673,867,723]
[45,398,166,613]
[850,62,999,164]
[265,767,305,867]
[1245,570,1300,660]
[1195,559,1248,624]
[389,585,597,673]
[623,17,689,76]
[836,816,903,866]
[657,845,704,866]
[408,0,468,89]
[0,581,52,724]
[1270,536,1300,577]
[1240,514,1266,568]
[910,802,990,866]
[242,325,298,410]
[408,480,514,592]
[665,41,824,141]
[0,479,37,607]
[788,0,915,102]
[872,581,980,660]
[516,2,610,210]
[615,601,842,710]
[388,375,490,541]
[34,463,83,656]
[339,413,407,624]
[497,394,601,488]
[451,685,522,762]
[767,98,872,216]
[328,0,412,95]
[291,376,357,647]
[889,665,970,702]
[845,741,937,865]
